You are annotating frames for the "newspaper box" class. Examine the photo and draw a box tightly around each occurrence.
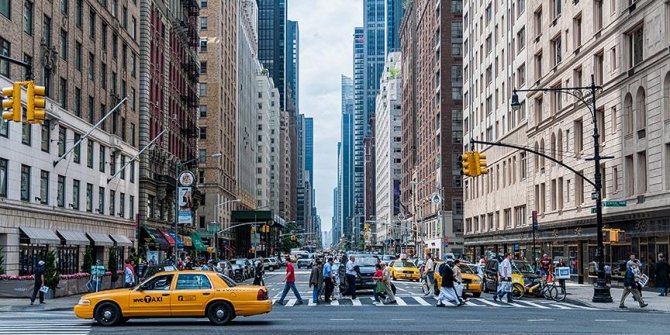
[554,267,571,280]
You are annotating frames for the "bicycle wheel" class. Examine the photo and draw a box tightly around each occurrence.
[512,283,525,299]
[552,285,567,301]
[544,285,556,300]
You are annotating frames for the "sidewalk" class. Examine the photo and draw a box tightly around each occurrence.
[564,282,670,312]
[0,294,82,313]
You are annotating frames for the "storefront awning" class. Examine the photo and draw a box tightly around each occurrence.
[56,230,90,246]
[149,228,170,250]
[159,230,176,247]
[110,234,133,247]
[168,230,184,248]
[181,235,193,247]
[86,233,115,247]
[190,232,207,252]
[19,227,61,245]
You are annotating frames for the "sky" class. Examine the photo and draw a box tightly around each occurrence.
[288,0,363,234]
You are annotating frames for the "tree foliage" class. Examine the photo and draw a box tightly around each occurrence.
[44,250,60,290]
[108,248,119,283]
[81,246,93,273]
[0,247,5,274]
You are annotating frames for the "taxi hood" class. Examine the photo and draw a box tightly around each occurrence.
[81,287,133,300]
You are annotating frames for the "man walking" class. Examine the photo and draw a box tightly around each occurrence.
[277,256,304,305]
[620,260,648,308]
[345,255,358,299]
[381,262,397,304]
[309,260,324,304]
[30,260,46,305]
[323,257,335,302]
[424,253,435,297]
[436,258,463,307]
[494,253,513,303]
[655,254,669,296]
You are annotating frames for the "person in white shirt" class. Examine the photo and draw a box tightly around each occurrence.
[494,253,513,303]
[424,254,435,297]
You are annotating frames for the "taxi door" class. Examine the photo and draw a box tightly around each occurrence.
[171,273,215,316]
[127,274,174,317]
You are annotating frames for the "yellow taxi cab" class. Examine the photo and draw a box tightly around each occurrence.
[388,259,420,281]
[74,270,271,326]
[432,261,483,297]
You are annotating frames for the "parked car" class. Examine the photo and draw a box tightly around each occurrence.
[233,259,254,279]
[296,257,315,269]
[263,258,279,271]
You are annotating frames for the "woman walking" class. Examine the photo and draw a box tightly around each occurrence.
[309,260,324,304]
[253,258,265,286]
[381,262,397,304]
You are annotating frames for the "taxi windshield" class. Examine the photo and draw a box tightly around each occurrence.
[458,264,474,274]
[513,261,535,274]
[394,261,416,268]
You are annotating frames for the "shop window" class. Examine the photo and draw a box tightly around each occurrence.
[19,245,47,276]
[58,246,80,275]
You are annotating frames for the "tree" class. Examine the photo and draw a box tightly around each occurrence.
[108,248,119,287]
[81,246,93,273]
[44,250,60,290]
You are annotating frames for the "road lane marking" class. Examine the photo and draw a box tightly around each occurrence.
[453,319,482,322]
[528,319,555,322]
[352,298,362,306]
[395,297,407,306]
[413,296,431,306]
[267,318,293,321]
[595,320,625,322]
[507,302,530,308]
[285,299,297,307]
[330,318,354,321]
[515,301,551,309]
[549,304,572,309]
[391,318,415,321]
[555,302,599,310]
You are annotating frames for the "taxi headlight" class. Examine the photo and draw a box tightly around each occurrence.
[473,280,482,284]
[78,299,91,306]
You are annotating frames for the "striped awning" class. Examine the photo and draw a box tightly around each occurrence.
[110,234,133,247]
[86,232,114,247]
[56,230,90,246]
[19,227,61,245]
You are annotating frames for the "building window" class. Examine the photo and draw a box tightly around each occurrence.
[199,105,207,118]
[551,83,562,115]
[552,0,562,19]
[517,28,525,54]
[74,87,81,117]
[120,155,126,179]
[534,6,543,38]
[59,77,68,108]
[39,170,48,205]
[200,39,207,52]
[574,119,583,154]
[20,165,31,201]
[75,42,82,71]
[0,119,7,138]
[520,152,527,179]
[89,6,96,38]
[87,96,94,124]
[41,120,50,153]
[534,96,543,124]
[451,22,463,56]
[200,61,207,74]
[109,190,115,216]
[535,51,543,81]
[22,123,31,146]
[73,133,81,163]
[130,160,135,183]
[57,175,65,207]
[110,151,116,175]
[451,65,462,100]
[88,53,95,81]
[24,1,33,35]
[0,0,8,19]
[200,16,207,30]
[635,87,646,138]
[75,0,82,27]
[119,192,125,218]
[72,179,80,210]
[99,146,105,172]
[100,63,106,89]
[86,183,93,212]
[199,83,207,96]
[199,127,207,140]
[575,171,584,206]
[129,195,135,218]
[551,35,562,66]
[625,155,634,196]
[0,158,7,197]
[573,14,582,48]
[628,25,643,68]
[594,0,603,31]
[0,38,10,77]
[98,187,105,214]
[201,0,207,8]
[596,107,605,144]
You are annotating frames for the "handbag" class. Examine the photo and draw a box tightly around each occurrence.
[375,281,386,294]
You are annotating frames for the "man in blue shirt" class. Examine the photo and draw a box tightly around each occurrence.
[323,258,334,302]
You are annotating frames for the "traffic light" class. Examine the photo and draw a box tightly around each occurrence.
[364,223,370,231]
[2,82,22,122]
[27,81,46,124]
[290,235,297,241]
[458,151,477,176]
[261,224,270,233]
[474,151,489,175]
[250,226,256,234]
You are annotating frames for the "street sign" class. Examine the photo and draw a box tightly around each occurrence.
[602,200,627,207]
[514,243,519,251]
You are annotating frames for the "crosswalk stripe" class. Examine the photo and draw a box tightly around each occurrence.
[395,297,407,306]
[330,299,339,306]
[308,299,317,306]
[553,302,598,310]
[351,298,362,306]
[507,302,530,308]
[515,300,551,309]
[413,296,431,306]
[549,303,572,309]
[285,299,297,307]
[473,298,510,307]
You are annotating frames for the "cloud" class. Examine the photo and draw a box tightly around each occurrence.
[289,0,363,234]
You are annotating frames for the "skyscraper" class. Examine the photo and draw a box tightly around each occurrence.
[352,27,365,241]
[286,20,300,114]
[258,0,287,109]
[340,75,355,241]
[305,118,314,187]
[386,0,404,52]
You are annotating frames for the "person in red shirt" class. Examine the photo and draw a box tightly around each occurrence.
[277,256,304,305]
[540,254,552,278]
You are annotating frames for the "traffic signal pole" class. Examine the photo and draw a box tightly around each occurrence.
[0,54,33,80]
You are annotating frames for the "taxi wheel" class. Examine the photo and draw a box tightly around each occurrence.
[207,301,234,325]
[472,292,481,298]
[94,302,122,327]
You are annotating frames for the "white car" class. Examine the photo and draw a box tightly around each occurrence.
[296,258,314,269]
[263,258,279,271]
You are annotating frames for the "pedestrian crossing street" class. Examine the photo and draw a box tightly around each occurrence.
[271,296,601,310]
[0,311,91,335]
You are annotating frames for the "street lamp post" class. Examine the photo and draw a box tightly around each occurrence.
[213,199,241,259]
[174,153,222,260]
[511,75,612,303]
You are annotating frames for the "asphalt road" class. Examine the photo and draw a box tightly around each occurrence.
[1,268,668,335]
